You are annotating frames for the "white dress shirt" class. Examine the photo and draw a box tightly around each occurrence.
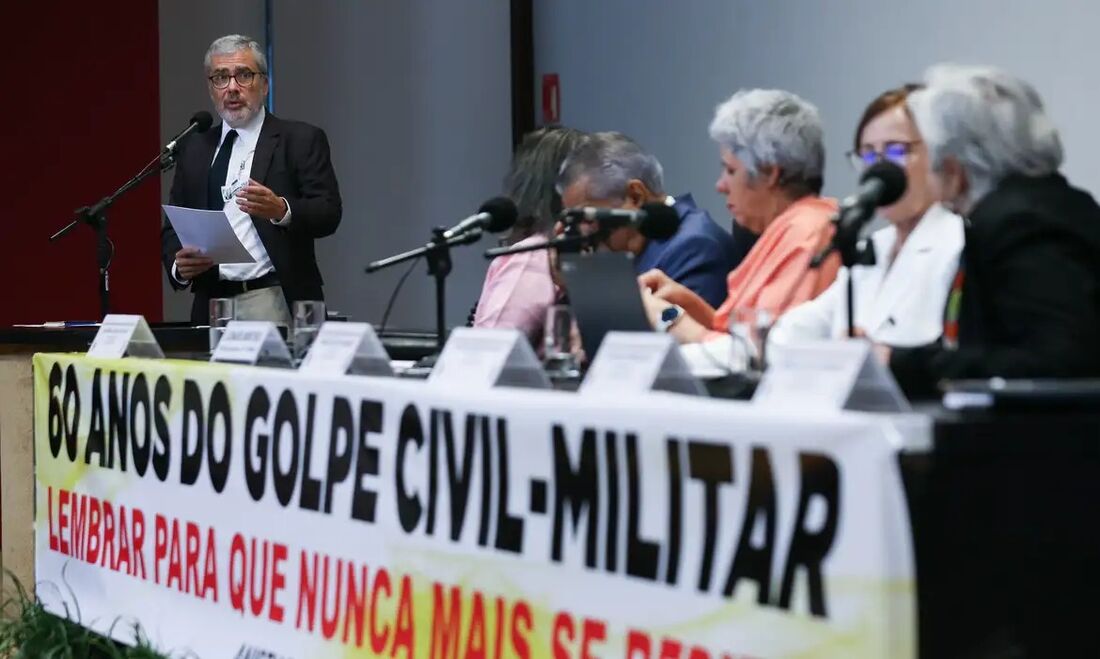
[172,106,291,284]
[678,204,964,376]
[769,203,965,347]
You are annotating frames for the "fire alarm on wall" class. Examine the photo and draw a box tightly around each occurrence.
[542,73,560,124]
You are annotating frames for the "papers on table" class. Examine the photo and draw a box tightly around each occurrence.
[162,204,255,264]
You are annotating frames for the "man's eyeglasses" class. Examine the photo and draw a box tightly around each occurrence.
[207,70,264,89]
[847,140,922,170]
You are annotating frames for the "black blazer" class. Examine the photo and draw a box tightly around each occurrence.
[891,173,1100,397]
[161,113,342,324]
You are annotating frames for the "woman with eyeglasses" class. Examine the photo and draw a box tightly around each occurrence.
[768,84,964,348]
[882,64,1100,397]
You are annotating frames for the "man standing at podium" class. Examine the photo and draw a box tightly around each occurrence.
[161,34,342,326]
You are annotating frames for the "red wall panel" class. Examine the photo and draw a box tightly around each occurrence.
[0,1,162,324]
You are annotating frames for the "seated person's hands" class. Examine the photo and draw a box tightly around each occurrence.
[638,268,716,328]
[639,268,688,303]
[641,287,710,344]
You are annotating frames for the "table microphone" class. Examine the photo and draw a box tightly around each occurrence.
[562,202,681,240]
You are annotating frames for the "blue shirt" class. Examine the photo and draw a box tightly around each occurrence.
[635,194,744,308]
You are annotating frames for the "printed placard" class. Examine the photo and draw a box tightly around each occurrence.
[299,322,393,376]
[429,327,550,389]
[582,331,705,396]
[210,320,292,367]
[87,315,163,359]
[755,339,910,412]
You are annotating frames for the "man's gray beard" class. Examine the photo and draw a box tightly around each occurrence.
[218,103,259,129]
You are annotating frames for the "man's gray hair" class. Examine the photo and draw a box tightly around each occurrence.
[557,131,665,200]
[708,89,825,196]
[204,34,267,74]
[908,63,1063,205]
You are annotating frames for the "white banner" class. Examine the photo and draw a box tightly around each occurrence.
[33,354,916,658]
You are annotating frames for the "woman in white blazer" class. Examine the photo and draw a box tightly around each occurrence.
[769,84,964,349]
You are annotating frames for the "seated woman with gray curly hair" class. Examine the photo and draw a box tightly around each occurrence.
[884,64,1100,396]
[640,89,840,345]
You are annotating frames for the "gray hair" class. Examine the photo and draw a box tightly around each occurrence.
[204,34,267,74]
[708,89,825,196]
[908,63,1063,206]
[557,131,666,201]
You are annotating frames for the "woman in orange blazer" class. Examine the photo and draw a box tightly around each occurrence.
[640,89,840,345]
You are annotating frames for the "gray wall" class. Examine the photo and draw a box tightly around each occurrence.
[272,1,513,330]
[158,1,513,330]
[534,0,1100,225]
[158,0,266,321]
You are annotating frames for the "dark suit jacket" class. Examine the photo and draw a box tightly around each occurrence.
[634,194,741,308]
[890,174,1100,398]
[161,112,342,324]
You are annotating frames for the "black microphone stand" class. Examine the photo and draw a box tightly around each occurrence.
[366,227,484,356]
[50,147,181,318]
[484,216,599,260]
[809,206,877,338]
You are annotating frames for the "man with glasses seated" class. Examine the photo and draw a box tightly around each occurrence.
[162,34,342,326]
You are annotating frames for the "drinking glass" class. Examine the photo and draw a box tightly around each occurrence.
[292,300,327,360]
[209,298,235,353]
[728,307,775,372]
[543,304,580,378]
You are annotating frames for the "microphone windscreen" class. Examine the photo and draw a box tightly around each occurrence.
[861,160,907,207]
[478,196,519,233]
[638,203,681,240]
[191,111,214,133]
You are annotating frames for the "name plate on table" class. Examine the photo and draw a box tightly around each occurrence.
[210,321,292,367]
[299,322,393,376]
[753,339,910,412]
[428,327,549,390]
[581,331,705,396]
[87,315,164,359]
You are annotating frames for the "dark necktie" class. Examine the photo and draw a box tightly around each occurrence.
[206,129,239,210]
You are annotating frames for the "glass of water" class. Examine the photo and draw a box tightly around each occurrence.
[292,300,326,360]
[728,307,775,371]
[543,304,581,378]
[209,298,235,353]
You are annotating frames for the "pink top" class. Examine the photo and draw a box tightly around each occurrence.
[473,234,557,345]
[711,196,841,333]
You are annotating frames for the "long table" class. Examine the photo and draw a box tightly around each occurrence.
[3,345,1097,657]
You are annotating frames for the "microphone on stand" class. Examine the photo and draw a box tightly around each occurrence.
[803,160,908,338]
[364,196,519,355]
[165,111,214,154]
[442,197,519,239]
[485,202,682,259]
[48,110,220,317]
[811,161,907,268]
[561,202,681,240]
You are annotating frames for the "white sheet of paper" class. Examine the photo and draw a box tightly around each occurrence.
[162,204,255,264]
